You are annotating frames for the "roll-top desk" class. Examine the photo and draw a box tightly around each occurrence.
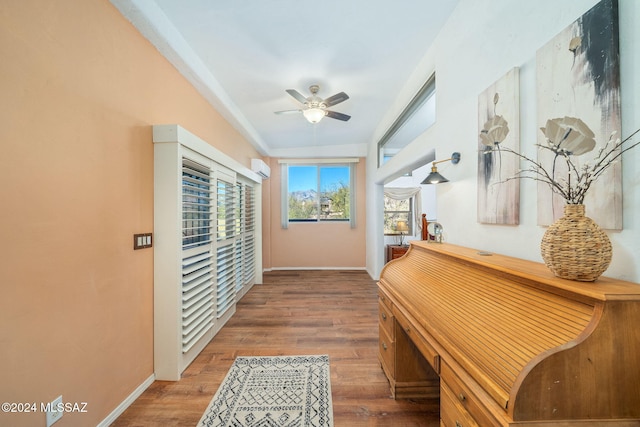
[378,241,640,426]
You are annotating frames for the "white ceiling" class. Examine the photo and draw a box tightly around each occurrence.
[112,0,459,157]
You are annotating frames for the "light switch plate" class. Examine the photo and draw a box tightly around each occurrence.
[134,233,153,249]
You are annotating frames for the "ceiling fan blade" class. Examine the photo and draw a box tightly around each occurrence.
[323,92,349,107]
[274,109,302,115]
[325,110,351,121]
[285,89,307,104]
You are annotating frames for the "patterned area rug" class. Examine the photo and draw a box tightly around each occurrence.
[198,355,334,427]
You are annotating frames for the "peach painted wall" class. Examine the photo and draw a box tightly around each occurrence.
[0,1,260,426]
[265,158,367,269]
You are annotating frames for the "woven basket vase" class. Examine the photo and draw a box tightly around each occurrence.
[540,204,612,282]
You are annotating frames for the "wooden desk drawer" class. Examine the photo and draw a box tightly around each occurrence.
[378,300,394,339]
[441,362,497,427]
[441,381,479,427]
[394,307,440,373]
[378,288,392,310]
[379,327,395,377]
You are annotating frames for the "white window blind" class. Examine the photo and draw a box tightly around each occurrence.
[153,124,263,381]
[215,174,236,318]
[182,159,213,249]
[181,158,214,353]
[235,182,256,293]
[217,178,236,241]
[235,183,245,293]
[215,244,235,317]
[243,185,256,285]
[181,251,214,353]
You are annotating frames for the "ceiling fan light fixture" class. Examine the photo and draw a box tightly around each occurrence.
[303,107,326,124]
[278,85,350,123]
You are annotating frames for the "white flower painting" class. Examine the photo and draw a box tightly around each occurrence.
[477,67,520,225]
[536,0,621,228]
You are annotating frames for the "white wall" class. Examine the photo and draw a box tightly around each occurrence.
[368,0,640,282]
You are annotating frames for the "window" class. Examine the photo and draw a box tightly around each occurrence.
[383,187,422,238]
[280,160,358,228]
[288,165,349,221]
[378,73,436,166]
[182,159,213,249]
[384,196,413,235]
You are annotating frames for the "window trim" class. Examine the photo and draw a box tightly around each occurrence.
[280,159,359,229]
[377,73,436,167]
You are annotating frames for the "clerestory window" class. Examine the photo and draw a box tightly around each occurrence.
[378,73,436,166]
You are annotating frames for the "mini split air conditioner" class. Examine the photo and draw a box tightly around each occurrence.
[251,159,271,179]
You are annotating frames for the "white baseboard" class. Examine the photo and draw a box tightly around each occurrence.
[98,373,155,426]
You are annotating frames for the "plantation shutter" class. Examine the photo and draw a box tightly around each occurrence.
[235,183,245,293]
[234,181,256,294]
[153,124,262,381]
[243,184,256,285]
[215,170,236,318]
[181,158,214,353]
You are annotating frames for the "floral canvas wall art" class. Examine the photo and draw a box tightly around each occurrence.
[477,67,520,225]
[536,0,621,228]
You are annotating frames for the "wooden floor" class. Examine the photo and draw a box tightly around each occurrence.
[112,270,440,426]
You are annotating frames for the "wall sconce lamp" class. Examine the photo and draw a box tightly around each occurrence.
[421,152,461,184]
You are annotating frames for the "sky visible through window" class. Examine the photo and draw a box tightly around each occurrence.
[289,166,349,192]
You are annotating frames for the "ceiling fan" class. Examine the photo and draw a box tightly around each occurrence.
[275,85,350,123]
